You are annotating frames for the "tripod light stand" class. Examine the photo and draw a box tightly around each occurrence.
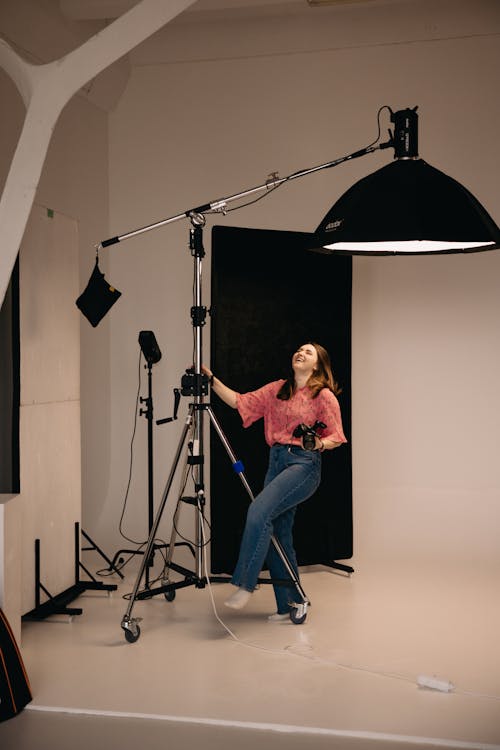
[108,330,171,589]
[92,106,499,644]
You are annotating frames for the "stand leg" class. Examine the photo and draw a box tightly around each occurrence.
[161,459,193,584]
[120,407,193,641]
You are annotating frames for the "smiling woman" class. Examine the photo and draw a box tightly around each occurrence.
[203,340,347,617]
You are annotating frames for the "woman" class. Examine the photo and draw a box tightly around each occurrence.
[203,342,347,619]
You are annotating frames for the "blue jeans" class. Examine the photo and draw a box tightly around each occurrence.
[231,444,321,614]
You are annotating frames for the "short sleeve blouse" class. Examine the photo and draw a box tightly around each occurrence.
[236,380,347,448]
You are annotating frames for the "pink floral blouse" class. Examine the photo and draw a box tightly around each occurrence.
[236,380,347,448]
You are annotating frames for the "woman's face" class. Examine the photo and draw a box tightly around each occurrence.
[292,344,318,378]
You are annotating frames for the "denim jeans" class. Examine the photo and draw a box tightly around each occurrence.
[231,444,321,614]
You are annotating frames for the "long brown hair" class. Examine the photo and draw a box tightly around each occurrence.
[276,342,341,400]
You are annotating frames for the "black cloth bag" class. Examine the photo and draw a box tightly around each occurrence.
[76,260,121,327]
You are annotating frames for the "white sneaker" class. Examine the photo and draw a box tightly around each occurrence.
[224,587,252,610]
[267,613,290,622]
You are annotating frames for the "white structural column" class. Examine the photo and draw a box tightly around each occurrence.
[0,0,196,308]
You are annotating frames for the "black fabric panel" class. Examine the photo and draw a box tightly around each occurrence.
[209,225,352,574]
[0,259,20,495]
[0,608,32,721]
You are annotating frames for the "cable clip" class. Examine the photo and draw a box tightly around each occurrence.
[266,172,280,189]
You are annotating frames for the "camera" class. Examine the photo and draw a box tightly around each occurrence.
[293,420,326,451]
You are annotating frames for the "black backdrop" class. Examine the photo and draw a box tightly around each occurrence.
[209,225,352,574]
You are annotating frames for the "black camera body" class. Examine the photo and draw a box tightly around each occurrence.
[293,420,326,451]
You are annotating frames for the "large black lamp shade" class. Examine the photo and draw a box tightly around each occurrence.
[312,108,500,255]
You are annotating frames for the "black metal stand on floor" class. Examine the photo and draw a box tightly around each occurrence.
[22,523,117,621]
[328,561,354,574]
[108,351,169,586]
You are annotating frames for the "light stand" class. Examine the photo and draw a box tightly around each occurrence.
[108,331,170,589]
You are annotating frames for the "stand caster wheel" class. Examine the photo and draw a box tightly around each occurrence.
[122,617,141,643]
[124,625,141,643]
[164,589,176,602]
[289,603,308,625]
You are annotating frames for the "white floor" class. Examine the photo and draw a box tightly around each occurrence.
[2,555,500,749]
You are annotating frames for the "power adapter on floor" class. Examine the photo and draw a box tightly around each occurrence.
[417,675,455,693]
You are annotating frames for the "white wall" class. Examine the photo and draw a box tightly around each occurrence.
[353,252,500,566]
[0,1,110,632]
[95,0,500,571]
[37,91,113,546]
[19,206,81,615]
